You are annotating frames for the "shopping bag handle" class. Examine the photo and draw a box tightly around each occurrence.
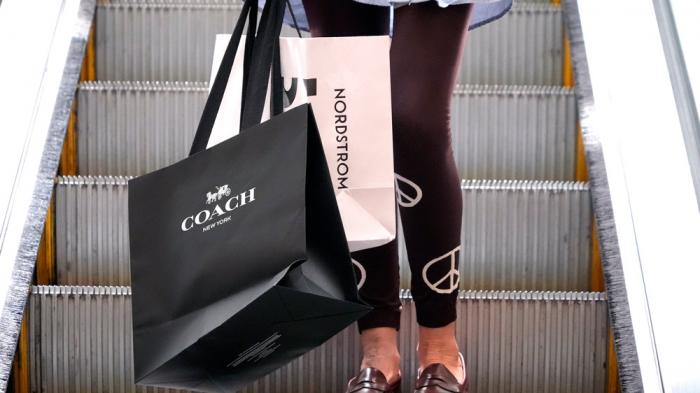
[239,0,287,130]
[189,0,255,155]
[241,1,259,121]
[189,0,287,156]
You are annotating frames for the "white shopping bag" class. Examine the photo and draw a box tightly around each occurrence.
[207,35,396,252]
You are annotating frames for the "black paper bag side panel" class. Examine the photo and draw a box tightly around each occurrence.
[276,262,370,320]
[132,266,291,382]
[302,106,370,305]
[137,285,368,393]
[135,288,284,392]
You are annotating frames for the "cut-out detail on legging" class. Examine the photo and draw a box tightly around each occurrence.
[351,258,367,289]
[395,173,423,207]
[422,245,461,294]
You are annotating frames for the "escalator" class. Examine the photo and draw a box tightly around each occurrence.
[19,1,614,392]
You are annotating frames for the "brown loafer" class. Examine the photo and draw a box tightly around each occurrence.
[414,353,468,393]
[345,367,402,393]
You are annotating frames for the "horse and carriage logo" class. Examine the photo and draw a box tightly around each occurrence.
[206,184,232,204]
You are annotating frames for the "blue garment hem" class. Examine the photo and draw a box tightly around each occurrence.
[260,0,513,33]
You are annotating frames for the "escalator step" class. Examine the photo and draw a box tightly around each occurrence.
[398,179,591,291]
[55,176,131,285]
[96,1,244,82]
[460,4,563,85]
[55,177,591,290]
[29,286,607,393]
[452,85,576,180]
[95,2,562,85]
[76,82,576,180]
[76,81,206,176]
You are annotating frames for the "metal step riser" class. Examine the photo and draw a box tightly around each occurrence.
[452,86,577,180]
[95,4,562,85]
[96,4,242,82]
[76,82,207,176]
[29,287,608,393]
[461,5,563,85]
[55,178,591,290]
[399,180,592,291]
[55,178,131,285]
[77,83,576,180]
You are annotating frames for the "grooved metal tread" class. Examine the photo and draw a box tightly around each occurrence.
[80,81,574,94]
[54,176,591,290]
[76,82,577,179]
[30,285,608,301]
[29,286,608,393]
[55,176,590,190]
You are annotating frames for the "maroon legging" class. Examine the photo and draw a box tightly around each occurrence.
[301,0,473,331]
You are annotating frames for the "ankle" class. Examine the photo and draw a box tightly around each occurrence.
[360,351,401,384]
[417,347,463,384]
[417,323,459,358]
[417,323,464,383]
[418,347,460,366]
[359,327,401,383]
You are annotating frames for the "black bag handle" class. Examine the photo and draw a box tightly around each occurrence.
[189,0,288,156]
[189,0,255,155]
[241,2,259,119]
[239,0,287,130]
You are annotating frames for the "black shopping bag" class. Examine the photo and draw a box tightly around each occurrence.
[127,1,371,391]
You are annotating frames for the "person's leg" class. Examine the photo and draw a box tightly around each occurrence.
[390,1,474,383]
[301,0,402,384]
[352,239,402,383]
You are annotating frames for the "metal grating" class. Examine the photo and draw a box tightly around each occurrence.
[95,2,561,85]
[399,180,591,291]
[55,177,591,291]
[450,85,577,180]
[95,0,302,82]
[55,176,133,286]
[457,180,591,290]
[29,286,608,393]
[95,2,242,81]
[77,82,575,179]
[76,81,207,175]
[462,4,563,85]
